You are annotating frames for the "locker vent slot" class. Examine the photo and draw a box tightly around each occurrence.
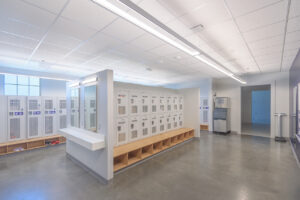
[167,105,171,111]
[174,104,178,110]
[29,117,38,137]
[45,116,53,134]
[90,113,96,128]
[143,128,148,136]
[152,105,156,112]
[131,106,138,114]
[29,100,38,110]
[10,118,20,139]
[131,130,138,139]
[174,122,178,128]
[10,99,20,110]
[179,121,183,127]
[71,100,75,108]
[203,99,208,107]
[71,115,75,126]
[118,133,126,142]
[160,125,164,132]
[152,126,156,134]
[180,104,183,110]
[45,100,53,109]
[168,123,171,129]
[90,100,96,108]
[118,106,126,115]
[142,105,148,113]
[203,110,208,123]
[160,105,164,111]
[60,115,67,129]
[60,100,66,109]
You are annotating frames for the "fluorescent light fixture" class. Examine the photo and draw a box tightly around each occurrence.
[194,55,233,76]
[81,77,98,85]
[91,0,199,56]
[230,75,247,84]
[69,82,80,87]
[91,0,246,84]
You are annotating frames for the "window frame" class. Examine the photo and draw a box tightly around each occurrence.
[4,75,40,96]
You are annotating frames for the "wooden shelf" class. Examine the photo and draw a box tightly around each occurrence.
[114,128,194,172]
[0,135,66,156]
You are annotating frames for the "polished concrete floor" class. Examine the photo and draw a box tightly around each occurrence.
[0,133,299,200]
[242,123,270,138]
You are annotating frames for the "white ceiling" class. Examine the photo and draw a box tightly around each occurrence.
[0,0,299,85]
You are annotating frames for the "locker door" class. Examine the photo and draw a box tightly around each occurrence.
[43,97,57,135]
[58,97,67,129]
[27,97,42,138]
[8,96,26,141]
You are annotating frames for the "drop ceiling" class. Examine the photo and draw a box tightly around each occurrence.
[0,0,299,85]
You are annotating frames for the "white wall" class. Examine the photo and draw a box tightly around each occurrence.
[40,79,66,97]
[213,72,289,138]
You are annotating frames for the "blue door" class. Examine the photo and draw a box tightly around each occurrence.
[252,90,270,124]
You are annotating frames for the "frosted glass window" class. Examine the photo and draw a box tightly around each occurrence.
[18,85,29,96]
[5,84,17,95]
[18,76,29,85]
[29,77,40,86]
[29,86,40,96]
[5,74,17,84]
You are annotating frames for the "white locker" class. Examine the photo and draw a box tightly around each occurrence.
[116,118,128,146]
[172,113,178,130]
[141,93,150,115]
[179,96,184,111]
[0,96,7,143]
[85,97,97,132]
[115,90,128,117]
[178,112,184,128]
[166,113,172,131]
[71,91,80,128]
[158,114,166,133]
[140,115,150,138]
[7,96,26,141]
[43,97,57,135]
[129,92,140,116]
[57,97,67,129]
[151,95,158,114]
[150,115,158,135]
[166,96,172,112]
[173,96,179,112]
[27,97,42,138]
[128,116,140,141]
[159,96,166,113]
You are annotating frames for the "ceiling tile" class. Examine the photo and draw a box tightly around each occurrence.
[147,44,180,56]
[22,0,68,14]
[129,33,165,51]
[62,0,117,30]
[139,0,175,23]
[236,1,286,32]
[0,42,32,59]
[0,31,38,49]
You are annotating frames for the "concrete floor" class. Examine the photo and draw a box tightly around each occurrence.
[0,133,299,200]
[242,123,270,138]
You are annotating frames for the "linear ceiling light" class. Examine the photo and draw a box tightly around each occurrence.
[91,0,199,56]
[91,0,246,84]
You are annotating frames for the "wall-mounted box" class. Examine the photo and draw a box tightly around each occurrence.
[173,96,179,112]
[178,112,184,128]
[43,97,57,136]
[115,90,128,117]
[179,96,184,111]
[166,96,172,112]
[57,97,67,129]
[159,96,166,113]
[129,92,140,116]
[7,96,27,141]
[128,116,140,142]
[0,96,7,143]
[116,117,128,146]
[27,97,42,138]
[140,115,150,138]
[150,115,158,135]
[172,112,178,129]
[141,93,150,115]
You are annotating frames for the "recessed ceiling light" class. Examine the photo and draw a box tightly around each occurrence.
[190,24,204,32]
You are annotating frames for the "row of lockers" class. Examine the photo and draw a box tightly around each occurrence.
[0,96,67,143]
[115,112,184,146]
[115,90,184,117]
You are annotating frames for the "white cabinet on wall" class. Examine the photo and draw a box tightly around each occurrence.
[140,115,150,138]
[115,90,128,117]
[179,96,184,111]
[166,96,172,112]
[27,97,42,138]
[128,116,140,142]
[7,96,26,141]
[200,97,209,125]
[141,93,150,115]
[173,96,178,112]
[43,97,57,135]
[0,96,7,143]
[178,112,184,128]
[151,95,158,114]
[116,118,128,146]
[129,92,140,116]
[71,90,80,128]
[150,115,158,135]
[172,112,178,129]
[159,96,166,113]
[158,114,166,133]
[57,97,67,129]
[166,113,172,131]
